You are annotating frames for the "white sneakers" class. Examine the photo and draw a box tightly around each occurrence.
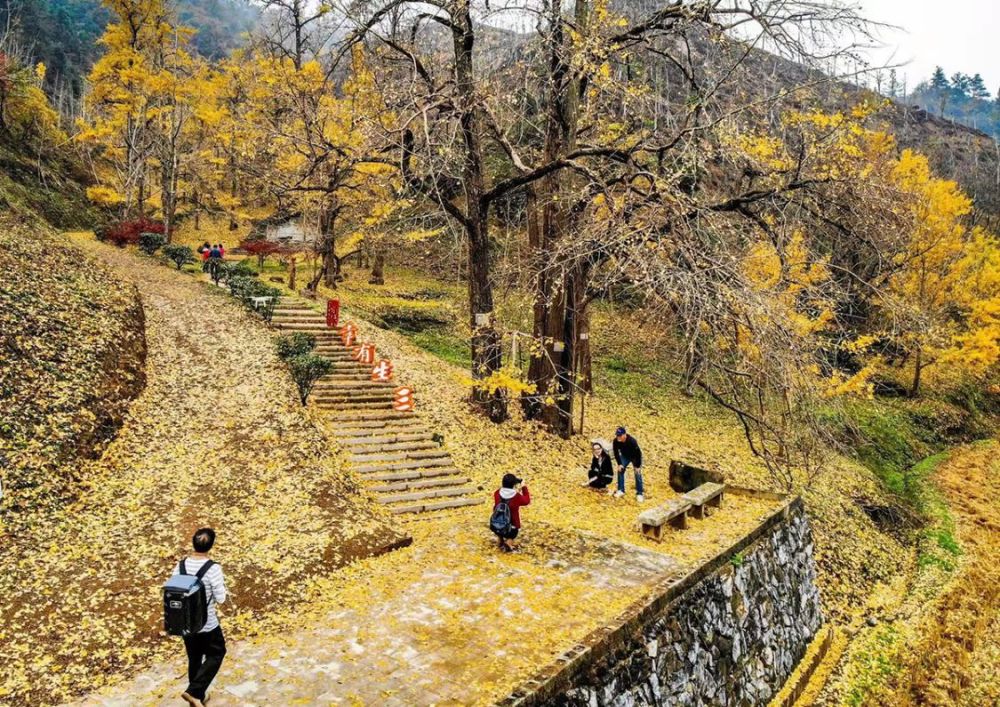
[610,490,645,502]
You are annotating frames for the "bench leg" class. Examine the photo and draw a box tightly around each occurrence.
[669,512,688,530]
[691,505,706,520]
[710,494,723,509]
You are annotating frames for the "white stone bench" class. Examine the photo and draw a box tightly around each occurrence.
[637,499,691,540]
[682,482,725,519]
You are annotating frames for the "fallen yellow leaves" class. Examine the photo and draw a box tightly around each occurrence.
[1,239,402,705]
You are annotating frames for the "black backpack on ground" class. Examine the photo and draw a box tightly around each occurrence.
[163,559,215,636]
[490,497,513,537]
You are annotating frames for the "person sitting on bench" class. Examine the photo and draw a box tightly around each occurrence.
[582,439,614,491]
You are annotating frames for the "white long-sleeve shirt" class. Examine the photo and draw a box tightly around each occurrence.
[173,557,227,632]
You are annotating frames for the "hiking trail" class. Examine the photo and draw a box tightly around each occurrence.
[270,295,482,515]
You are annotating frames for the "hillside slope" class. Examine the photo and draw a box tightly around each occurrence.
[0,240,407,705]
[0,0,257,98]
[0,213,144,533]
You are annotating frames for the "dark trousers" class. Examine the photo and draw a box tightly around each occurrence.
[183,625,226,700]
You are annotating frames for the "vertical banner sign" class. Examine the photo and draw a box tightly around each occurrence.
[372,359,393,382]
[326,299,340,328]
[393,386,415,412]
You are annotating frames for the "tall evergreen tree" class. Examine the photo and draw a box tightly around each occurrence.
[968,73,990,100]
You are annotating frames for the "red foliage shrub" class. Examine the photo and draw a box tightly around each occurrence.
[240,238,282,267]
[106,218,166,248]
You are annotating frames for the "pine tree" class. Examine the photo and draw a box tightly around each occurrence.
[930,66,949,116]
[969,73,990,100]
[930,66,949,91]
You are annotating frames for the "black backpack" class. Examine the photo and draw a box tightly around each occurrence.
[489,496,513,536]
[163,559,215,636]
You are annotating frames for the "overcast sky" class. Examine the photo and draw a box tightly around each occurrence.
[857,0,1000,94]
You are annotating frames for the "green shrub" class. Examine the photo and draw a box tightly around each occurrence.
[287,353,333,405]
[276,333,317,361]
[163,244,194,270]
[138,232,166,255]
[93,225,110,242]
[227,275,277,300]
[219,260,257,284]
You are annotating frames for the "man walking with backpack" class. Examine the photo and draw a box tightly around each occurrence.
[490,473,530,552]
[170,528,228,707]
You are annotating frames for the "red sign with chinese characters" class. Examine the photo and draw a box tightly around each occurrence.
[393,386,415,412]
[372,359,393,382]
[326,299,340,328]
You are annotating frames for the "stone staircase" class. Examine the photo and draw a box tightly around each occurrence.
[271,296,482,516]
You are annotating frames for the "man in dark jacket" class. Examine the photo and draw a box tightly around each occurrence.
[492,473,530,552]
[612,427,645,502]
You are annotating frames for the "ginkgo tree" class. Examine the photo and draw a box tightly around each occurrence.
[216,39,393,291]
[878,150,1000,395]
[78,0,203,236]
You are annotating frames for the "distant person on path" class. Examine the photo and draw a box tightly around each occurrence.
[209,244,221,260]
[490,473,530,552]
[174,528,228,707]
[201,245,211,272]
[217,242,225,258]
[583,439,614,491]
[612,427,644,502]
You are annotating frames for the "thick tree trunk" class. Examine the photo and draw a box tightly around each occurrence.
[161,158,177,242]
[369,249,385,285]
[289,257,297,291]
[453,2,506,423]
[525,0,590,437]
[310,206,338,291]
[910,346,923,397]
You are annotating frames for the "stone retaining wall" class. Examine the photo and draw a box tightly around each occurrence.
[501,493,823,707]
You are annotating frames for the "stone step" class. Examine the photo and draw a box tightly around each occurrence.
[355,456,452,473]
[316,401,395,411]
[367,466,463,482]
[388,497,482,515]
[313,387,393,397]
[315,401,394,412]
[317,356,369,364]
[272,306,316,313]
[320,374,374,381]
[316,379,393,389]
[337,429,428,442]
[376,486,477,505]
[274,322,332,331]
[313,390,394,401]
[350,448,451,464]
[337,430,434,445]
[327,410,415,422]
[345,439,439,455]
[370,476,471,494]
[334,417,423,431]
[271,315,327,323]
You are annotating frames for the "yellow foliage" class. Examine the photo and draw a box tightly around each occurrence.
[86,185,125,206]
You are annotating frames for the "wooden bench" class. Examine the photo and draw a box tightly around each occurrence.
[637,499,691,540]
[682,482,725,519]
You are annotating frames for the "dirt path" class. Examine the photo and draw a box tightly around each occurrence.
[885,441,1000,706]
[0,240,402,705]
